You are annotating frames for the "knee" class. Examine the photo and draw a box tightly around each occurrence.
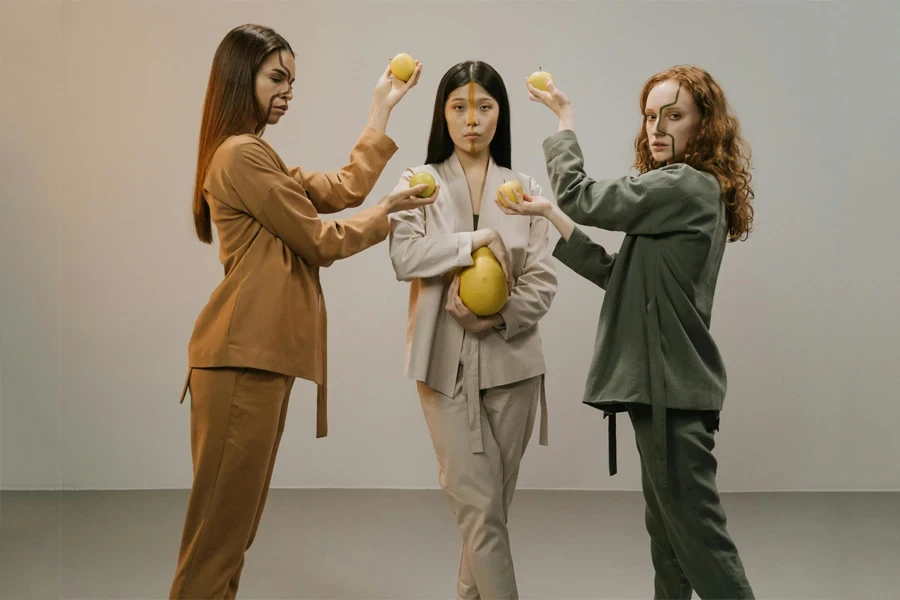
[458,505,508,555]
[452,490,506,539]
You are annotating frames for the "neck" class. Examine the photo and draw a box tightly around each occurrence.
[454,147,490,174]
[242,118,261,136]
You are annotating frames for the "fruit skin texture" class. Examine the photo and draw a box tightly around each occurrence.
[459,247,509,316]
[497,179,524,206]
[390,53,416,82]
[529,70,553,92]
[409,172,436,197]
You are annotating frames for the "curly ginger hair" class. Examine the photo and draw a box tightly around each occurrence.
[634,65,754,242]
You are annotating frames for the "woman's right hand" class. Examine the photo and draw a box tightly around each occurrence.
[379,184,439,213]
[496,191,576,243]
[471,229,514,294]
[495,189,554,217]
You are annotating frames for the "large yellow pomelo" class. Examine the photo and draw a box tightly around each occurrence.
[459,247,508,316]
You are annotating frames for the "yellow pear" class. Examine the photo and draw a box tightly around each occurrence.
[409,171,436,197]
[390,53,416,82]
[529,68,554,92]
[497,179,524,206]
[459,247,509,316]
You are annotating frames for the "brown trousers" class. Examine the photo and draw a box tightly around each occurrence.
[170,367,294,599]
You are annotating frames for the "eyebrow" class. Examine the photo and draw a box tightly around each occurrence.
[449,96,495,103]
[646,104,682,113]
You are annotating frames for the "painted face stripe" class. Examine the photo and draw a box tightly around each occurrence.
[656,84,681,162]
[263,51,294,124]
[468,81,476,152]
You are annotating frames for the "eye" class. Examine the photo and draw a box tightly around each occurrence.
[669,113,681,120]
[271,78,282,84]
[646,114,656,121]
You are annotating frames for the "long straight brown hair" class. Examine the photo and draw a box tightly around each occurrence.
[193,24,293,243]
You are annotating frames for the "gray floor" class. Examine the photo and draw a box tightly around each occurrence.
[1,490,897,599]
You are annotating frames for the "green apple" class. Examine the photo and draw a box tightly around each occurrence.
[409,171,436,198]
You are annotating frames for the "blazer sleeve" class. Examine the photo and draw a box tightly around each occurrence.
[388,168,475,281]
[543,130,718,236]
[213,137,390,268]
[287,127,398,214]
[496,176,558,340]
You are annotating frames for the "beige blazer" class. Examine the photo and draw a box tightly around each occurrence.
[388,154,557,446]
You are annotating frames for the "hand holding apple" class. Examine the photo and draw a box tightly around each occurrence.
[525,72,571,118]
[373,54,422,109]
[495,188,554,218]
[528,68,553,92]
[390,53,417,82]
[496,179,525,207]
[409,171,436,198]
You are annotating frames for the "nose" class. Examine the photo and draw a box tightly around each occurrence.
[283,86,293,101]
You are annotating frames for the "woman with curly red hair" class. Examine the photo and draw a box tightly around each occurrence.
[498,65,755,598]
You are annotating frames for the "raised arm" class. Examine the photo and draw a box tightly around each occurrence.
[287,127,398,214]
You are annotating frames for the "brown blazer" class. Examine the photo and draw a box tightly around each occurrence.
[183,127,398,438]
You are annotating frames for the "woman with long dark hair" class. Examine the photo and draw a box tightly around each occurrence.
[388,61,558,599]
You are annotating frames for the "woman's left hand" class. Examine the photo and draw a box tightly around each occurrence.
[373,61,422,109]
[445,275,504,333]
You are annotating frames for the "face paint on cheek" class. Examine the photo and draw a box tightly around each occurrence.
[655,84,681,163]
[467,82,476,152]
[263,51,294,123]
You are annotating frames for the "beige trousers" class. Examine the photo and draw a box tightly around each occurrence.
[418,363,541,600]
